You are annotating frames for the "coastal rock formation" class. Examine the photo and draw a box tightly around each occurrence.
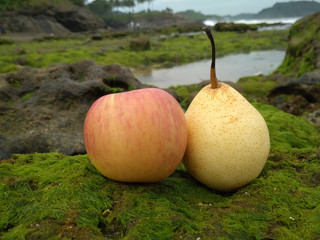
[0,4,105,34]
[257,1,320,19]
[214,22,257,32]
[0,61,146,160]
[267,12,320,126]
[267,73,320,117]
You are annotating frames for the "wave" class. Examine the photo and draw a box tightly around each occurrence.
[203,17,301,27]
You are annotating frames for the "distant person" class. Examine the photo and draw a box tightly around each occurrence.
[1,25,6,34]
[136,22,140,30]
[130,21,134,31]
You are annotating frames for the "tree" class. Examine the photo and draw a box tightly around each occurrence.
[121,0,135,12]
[0,0,86,10]
[0,0,32,10]
[70,0,86,7]
[86,0,112,18]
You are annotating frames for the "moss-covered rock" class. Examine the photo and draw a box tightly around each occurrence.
[275,12,320,77]
[214,22,258,32]
[1,101,319,239]
[0,38,14,45]
[129,38,151,51]
[0,61,145,160]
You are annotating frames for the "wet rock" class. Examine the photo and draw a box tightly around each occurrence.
[0,60,146,160]
[214,22,258,32]
[267,74,320,118]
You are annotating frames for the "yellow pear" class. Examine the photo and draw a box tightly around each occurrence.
[183,28,270,192]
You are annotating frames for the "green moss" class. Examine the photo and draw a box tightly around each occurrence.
[253,102,320,153]
[0,153,113,240]
[0,63,19,74]
[170,83,205,109]
[1,144,320,239]
[297,47,315,76]
[109,87,124,93]
[0,30,288,74]
[7,79,21,88]
[237,76,278,99]
[21,92,35,102]
[275,12,320,77]
[0,38,14,45]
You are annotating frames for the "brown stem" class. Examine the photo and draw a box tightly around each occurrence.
[203,27,219,89]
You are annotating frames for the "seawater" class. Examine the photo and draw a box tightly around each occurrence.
[135,50,285,88]
[203,17,301,26]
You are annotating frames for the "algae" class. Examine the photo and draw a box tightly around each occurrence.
[237,76,278,99]
[21,92,35,102]
[275,12,320,77]
[1,102,319,240]
[0,30,288,75]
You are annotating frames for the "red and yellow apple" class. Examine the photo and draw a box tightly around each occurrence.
[84,88,187,182]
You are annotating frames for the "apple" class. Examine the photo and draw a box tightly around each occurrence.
[84,88,187,182]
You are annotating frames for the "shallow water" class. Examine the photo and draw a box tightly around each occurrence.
[135,50,285,88]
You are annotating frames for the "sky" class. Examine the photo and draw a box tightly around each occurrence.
[87,0,319,16]
[134,0,319,15]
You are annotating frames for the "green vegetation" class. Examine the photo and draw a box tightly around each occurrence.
[170,84,203,110]
[0,38,14,45]
[0,30,287,74]
[254,102,320,153]
[0,8,319,238]
[176,10,224,22]
[86,0,156,28]
[21,92,35,102]
[176,10,208,21]
[0,0,83,10]
[275,12,320,77]
[1,101,319,239]
[237,76,278,99]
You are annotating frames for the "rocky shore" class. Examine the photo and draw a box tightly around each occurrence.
[0,12,320,160]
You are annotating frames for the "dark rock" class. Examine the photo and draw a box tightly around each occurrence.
[265,12,320,125]
[14,56,29,66]
[129,38,151,51]
[214,22,257,32]
[102,65,145,90]
[134,13,200,30]
[164,88,182,102]
[305,109,320,127]
[91,34,103,41]
[0,4,105,35]
[54,7,104,32]
[0,60,146,160]
[267,76,320,117]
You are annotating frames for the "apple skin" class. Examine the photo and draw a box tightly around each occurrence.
[84,88,187,182]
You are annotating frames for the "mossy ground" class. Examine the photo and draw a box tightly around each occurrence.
[1,102,319,240]
[1,23,319,239]
[0,29,287,74]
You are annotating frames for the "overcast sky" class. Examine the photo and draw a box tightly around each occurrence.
[103,0,319,15]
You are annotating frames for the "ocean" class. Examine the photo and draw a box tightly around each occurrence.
[203,17,302,30]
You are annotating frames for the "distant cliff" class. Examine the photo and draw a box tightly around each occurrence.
[0,2,105,34]
[256,1,320,18]
[182,1,320,22]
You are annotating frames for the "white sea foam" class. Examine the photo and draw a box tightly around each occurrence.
[203,17,301,27]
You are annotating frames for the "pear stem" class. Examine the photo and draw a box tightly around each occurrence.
[203,27,219,89]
